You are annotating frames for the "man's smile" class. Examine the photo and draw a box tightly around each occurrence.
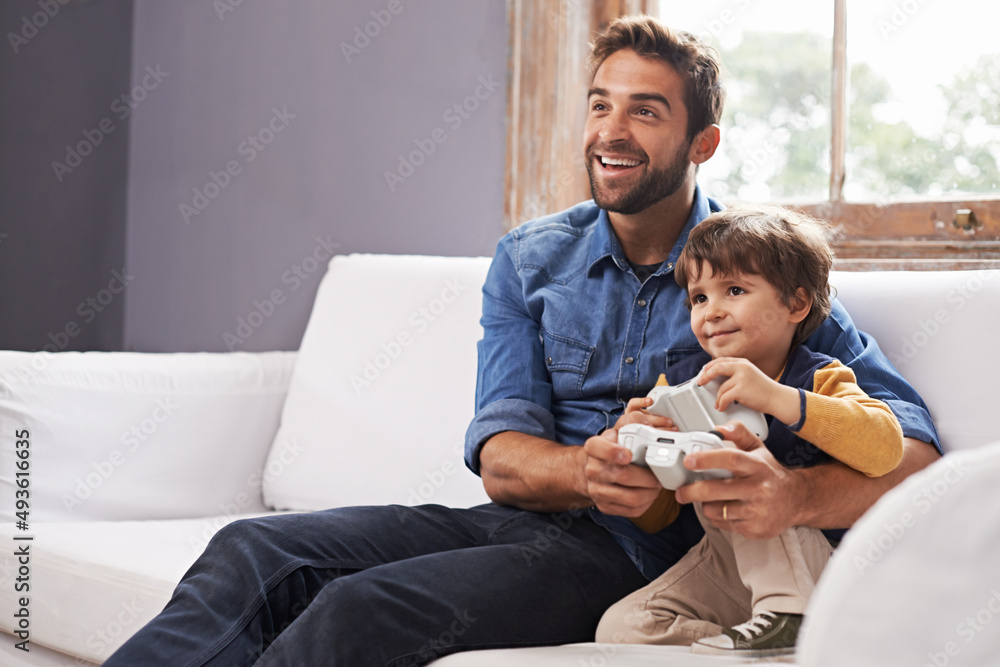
[588,144,646,177]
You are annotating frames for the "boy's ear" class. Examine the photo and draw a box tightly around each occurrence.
[788,287,812,324]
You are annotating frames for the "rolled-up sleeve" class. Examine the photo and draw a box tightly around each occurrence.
[464,239,556,474]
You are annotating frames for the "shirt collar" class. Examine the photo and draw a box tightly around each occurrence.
[586,184,715,276]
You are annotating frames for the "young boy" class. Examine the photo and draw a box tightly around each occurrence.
[596,205,904,657]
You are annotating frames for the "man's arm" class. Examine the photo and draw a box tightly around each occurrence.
[479,429,663,516]
[676,422,940,539]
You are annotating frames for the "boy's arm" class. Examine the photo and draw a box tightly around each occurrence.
[705,355,905,478]
[631,488,681,532]
[805,300,939,449]
[791,360,904,477]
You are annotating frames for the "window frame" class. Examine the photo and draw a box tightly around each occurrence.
[504,0,1000,269]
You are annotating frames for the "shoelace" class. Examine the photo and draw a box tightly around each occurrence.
[730,611,777,641]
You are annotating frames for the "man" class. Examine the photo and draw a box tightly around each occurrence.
[106,15,939,666]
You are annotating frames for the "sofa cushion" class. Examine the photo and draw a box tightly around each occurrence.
[263,254,492,511]
[799,440,1000,665]
[829,269,1000,453]
[0,513,283,663]
[0,351,295,523]
[433,643,742,665]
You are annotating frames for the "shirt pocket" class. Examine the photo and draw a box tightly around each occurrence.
[541,329,594,397]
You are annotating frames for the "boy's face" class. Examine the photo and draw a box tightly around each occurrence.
[685,261,807,374]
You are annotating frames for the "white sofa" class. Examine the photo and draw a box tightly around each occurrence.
[0,254,997,667]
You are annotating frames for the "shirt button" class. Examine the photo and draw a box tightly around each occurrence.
[637,299,647,307]
[666,262,674,270]
[625,357,635,364]
[546,357,553,366]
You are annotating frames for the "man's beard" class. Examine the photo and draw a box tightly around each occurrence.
[586,140,692,215]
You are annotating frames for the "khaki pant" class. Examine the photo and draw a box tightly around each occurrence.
[596,504,834,646]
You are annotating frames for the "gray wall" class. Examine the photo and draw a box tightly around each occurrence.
[124,0,509,352]
[0,0,134,352]
[0,0,508,353]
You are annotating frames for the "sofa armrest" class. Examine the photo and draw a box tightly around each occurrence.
[0,350,296,523]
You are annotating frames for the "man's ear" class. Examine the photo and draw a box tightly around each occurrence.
[788,287,813,324]
[690,124,720,165]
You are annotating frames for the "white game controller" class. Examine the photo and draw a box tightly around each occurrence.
[646,373,769,439]
[618,423,734,490]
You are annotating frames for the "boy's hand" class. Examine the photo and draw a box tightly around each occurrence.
[698,357,800,426]
[616,397,676,431]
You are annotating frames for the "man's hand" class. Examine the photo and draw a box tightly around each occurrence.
[582,427,663,517]
[674,420,808,539]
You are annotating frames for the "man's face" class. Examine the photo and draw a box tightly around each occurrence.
[584,49,695,215]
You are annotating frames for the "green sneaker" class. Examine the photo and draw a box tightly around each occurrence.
[691,611,802,657]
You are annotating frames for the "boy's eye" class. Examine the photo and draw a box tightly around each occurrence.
[690,294,707,304]
[727,286,746,296]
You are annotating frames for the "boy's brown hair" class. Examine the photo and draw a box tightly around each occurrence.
[589,15,725,141]
[674,205,836,348]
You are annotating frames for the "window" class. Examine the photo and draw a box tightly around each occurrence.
[505,0,1000,268]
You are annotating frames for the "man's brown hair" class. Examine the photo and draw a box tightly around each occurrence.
[589,15,725,140]
[674,205,837,348]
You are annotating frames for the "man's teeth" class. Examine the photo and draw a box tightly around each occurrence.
[601,156,641,167]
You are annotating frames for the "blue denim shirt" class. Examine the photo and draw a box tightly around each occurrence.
[465,186,940,580]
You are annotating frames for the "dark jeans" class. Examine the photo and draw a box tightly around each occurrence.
[104,503,649,667]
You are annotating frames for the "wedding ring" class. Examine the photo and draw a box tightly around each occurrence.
[723,503,728,521]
